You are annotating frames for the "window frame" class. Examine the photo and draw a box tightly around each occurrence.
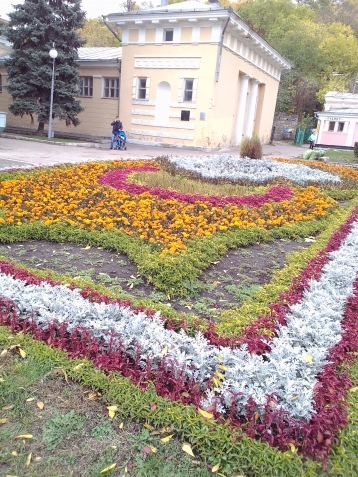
[78,77,93,97]
[163,29,174,42]
[338,121,345,132]
[328,121,335,132]
[183,78,194,102]
[0,74,2,93]
[137,77,147,100]
[103,78,120,98]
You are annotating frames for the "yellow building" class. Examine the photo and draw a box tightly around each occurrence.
[104,0,292,148]
[0,1,292,149]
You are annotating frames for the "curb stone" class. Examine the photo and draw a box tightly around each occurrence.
[0,133,101,148]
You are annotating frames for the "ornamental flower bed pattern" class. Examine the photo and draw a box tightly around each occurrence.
[0,207,358,460]
[0,158,358,467]
[0,160,336,255]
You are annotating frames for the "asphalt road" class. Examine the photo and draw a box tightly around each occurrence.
[0,135,304,169]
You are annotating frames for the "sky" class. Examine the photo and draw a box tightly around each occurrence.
[0,0,158,21]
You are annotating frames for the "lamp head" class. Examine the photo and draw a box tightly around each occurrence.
[49,48,58,59]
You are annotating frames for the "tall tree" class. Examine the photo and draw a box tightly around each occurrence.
[5,0,85,135]
[78,18,121,47]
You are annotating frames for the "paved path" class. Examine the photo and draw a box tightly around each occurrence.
[0,135,305,168]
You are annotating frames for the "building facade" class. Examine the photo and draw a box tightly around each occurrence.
[0,1,292,149]
[105,0,292,148]
[316,91,358,150]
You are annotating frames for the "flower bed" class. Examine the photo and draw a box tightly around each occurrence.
[0,158,358,473]
[162,155,342,185]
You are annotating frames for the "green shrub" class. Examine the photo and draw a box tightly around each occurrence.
[354,142,358,158]
[240,135,263,159]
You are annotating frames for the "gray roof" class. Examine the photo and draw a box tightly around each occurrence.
[318,108,358,115]
[78,47,122,61]
[325,91,358,100]
[0,47,122,64]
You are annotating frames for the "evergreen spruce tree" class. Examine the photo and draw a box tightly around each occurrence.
[5,0,85,135]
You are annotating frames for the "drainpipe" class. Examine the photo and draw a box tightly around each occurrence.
[215,7,232,82]
[102,16,122,43]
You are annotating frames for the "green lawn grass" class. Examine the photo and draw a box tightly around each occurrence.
[0,348,211,477]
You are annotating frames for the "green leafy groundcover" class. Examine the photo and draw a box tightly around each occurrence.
[1,163,358,474]
[1,328,357,477]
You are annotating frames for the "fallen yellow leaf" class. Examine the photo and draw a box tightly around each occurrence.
[215,371,225,381]
[72,363,85,371]
[108,409,116,419]
[288,443,296,452]
[0,349,8,357]
[26,397,36,402]
[35,456,42,461]
[87,391,100,400]
[218,365,228,371]
[37,401,44,410]
[182,442,195,457]
[160,434,174,443]
[26,453,32,466]
[2,404,14,411]
[55,367,68,383]
[350,386,358,392]
[5,474,18,477]
[100,463,117,473]
[0,377,5,382]
[305,353,313,364]
[143,423,155,431]
[14,434,33,439]
[212,463,221,473]
[159,346,168,357]
[11,451,18,456]
[149,446,157,453]
[0,418,7,424]
[119,422,124,429]
[198,408,214,420]
[19,348,26,359]
[107,405,118,411]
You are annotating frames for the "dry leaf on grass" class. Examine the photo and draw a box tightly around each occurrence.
[100,463,116,473]
[182,442,195,457]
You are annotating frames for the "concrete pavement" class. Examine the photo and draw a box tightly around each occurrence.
[0,134,305,169]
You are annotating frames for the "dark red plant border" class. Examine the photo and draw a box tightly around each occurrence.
[0,278,357,462]
[0,208,358,460]
[99,166,294,207]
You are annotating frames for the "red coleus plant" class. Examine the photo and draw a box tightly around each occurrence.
[100,166,294,208]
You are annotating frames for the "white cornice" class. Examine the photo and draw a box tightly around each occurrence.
[105,8,292,71]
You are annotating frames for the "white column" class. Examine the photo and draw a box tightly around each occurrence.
[346,119,356,147]
[243,79,260,137]
[233,74,251,146]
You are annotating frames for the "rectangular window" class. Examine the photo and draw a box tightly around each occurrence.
[79,77,93,97]
[338,122,344,132]
[163,29,174,42]
[137,77,147,99]
[103,78,119,98]
[328,121,335,132]
[183,79,194,102]
[181,110,190,121]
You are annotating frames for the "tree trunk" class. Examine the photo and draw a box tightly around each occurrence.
[36,122,45,135]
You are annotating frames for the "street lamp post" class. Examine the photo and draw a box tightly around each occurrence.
[48,43,58,139]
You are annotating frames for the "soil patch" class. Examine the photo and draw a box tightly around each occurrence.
[0,238,311,319]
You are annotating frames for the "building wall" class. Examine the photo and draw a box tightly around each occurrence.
[317,114,358,148]
[0,64,120,138]
[120,23,283,148]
